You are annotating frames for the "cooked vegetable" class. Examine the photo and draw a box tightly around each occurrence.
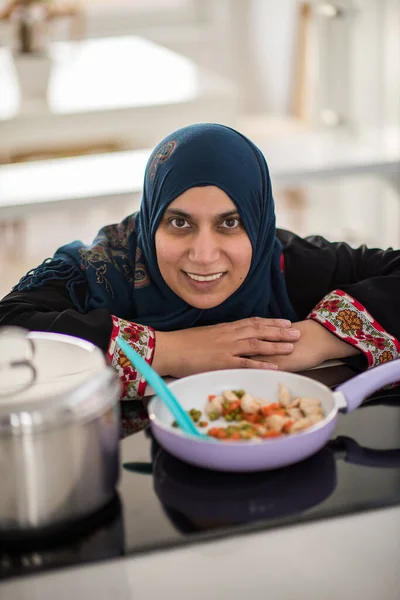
[204,386,324,441]
[171,385,324,441]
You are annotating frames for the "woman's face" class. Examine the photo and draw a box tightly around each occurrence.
[155,186,252,309]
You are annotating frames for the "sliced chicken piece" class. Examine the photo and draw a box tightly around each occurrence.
[256,425,267,436]
[286,418,313,433]
[288,397,301,408]
[265,414,291,433]
[301,405,324,418]
[205,395,223,417]
[278,383,292,407]
[299,397,321,407]
[286,407,302,421]
[223,390,239,403]
[299,398,323,418]
[240,392,260,414]
[308,413,324,425]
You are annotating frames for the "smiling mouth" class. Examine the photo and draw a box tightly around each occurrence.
[183,271,225,282]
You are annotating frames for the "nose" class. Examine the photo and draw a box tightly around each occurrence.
[188,227,221,266]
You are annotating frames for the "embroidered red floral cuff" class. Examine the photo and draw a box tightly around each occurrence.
[307,289,400,368]
[107,316,156,400]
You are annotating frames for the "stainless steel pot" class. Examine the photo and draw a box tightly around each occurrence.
[0,328,121,535]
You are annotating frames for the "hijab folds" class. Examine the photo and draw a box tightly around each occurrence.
[14,124,297,329]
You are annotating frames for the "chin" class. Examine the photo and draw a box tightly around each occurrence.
[191,301,220,310]
[186,295,226,310]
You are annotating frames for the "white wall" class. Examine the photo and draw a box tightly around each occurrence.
[383,0,400,127]
[248,0,299,114]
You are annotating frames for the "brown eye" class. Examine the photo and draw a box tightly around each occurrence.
[221,218,240,229]
[171,217,190,229]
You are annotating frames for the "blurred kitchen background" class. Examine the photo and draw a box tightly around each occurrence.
[0,0,399,298]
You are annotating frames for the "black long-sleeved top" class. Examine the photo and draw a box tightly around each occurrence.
[2,230,400,398]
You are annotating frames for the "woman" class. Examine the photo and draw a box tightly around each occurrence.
[1,123,399,401]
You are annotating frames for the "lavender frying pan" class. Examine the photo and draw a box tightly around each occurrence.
[148,360,400,472]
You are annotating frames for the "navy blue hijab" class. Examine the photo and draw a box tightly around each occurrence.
[14,124,297,329]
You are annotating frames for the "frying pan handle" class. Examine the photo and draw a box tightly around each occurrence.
[331,436,400,468]
[335,359,400,413]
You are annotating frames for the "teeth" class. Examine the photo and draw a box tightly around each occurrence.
[186,272,224,282]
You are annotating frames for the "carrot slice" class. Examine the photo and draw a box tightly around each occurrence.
[270,409,286,417]
[227,401,240,412]
[208,427,220,437]
[261,403,280,416]
[243,413,257,423]
[263,430,282,438]
[282,420,294,434]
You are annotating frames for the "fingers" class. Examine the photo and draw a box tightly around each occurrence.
[219,318,300,344]
[232,316,293,331]
[234,324,300,343]
[229,317,300,342]
[235,338,295,357]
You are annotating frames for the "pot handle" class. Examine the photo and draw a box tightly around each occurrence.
[330,436,400,468]
[335,359,400,413]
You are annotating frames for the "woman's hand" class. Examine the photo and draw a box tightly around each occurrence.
[260,319,360,372]
[152,317,301,378]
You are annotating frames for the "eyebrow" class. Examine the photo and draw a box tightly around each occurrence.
[163,208,240,219]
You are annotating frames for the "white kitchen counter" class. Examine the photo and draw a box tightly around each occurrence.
[1,127,399,220]
[2,505,400,599]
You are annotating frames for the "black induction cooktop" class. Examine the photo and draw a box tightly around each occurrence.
[2,365,400,581]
